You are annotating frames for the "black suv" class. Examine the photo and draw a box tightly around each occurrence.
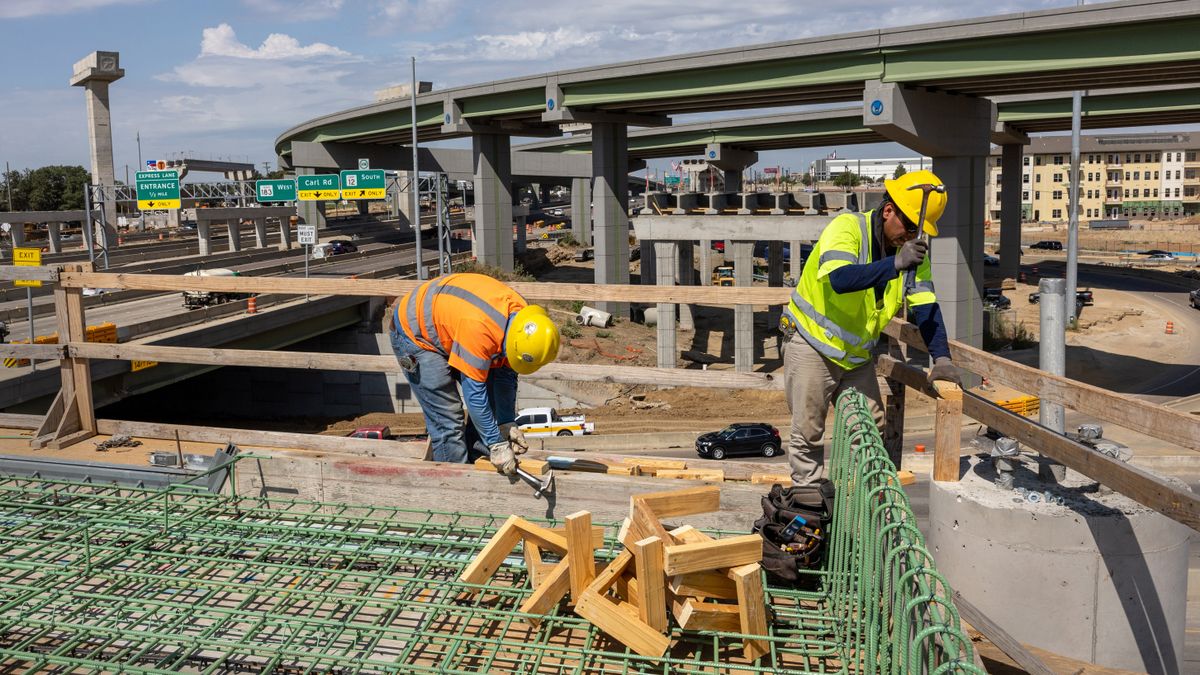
[982,288,1011,310]
[695,423,781,460]
[1029,289,1093,306]
[1190,288,1200,309]
[1029,240,1063,251]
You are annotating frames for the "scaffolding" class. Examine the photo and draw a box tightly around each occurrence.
[0,392,974,673]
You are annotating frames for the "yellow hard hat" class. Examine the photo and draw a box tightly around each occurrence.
[883,169,947,237]
[505,305,560,375]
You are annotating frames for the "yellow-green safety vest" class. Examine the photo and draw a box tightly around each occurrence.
[784,211,936,370]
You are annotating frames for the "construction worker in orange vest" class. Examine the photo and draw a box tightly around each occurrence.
[388,273,560,475]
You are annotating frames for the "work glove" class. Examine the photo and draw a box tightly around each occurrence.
[499,422,529,453]
[894,239,928,272]
[927,356,963,388]
[489,441,517,476]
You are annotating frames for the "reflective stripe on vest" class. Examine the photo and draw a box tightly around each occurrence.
[399,275,509,365]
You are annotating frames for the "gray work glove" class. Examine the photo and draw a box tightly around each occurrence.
[498,422,529,453]
[927,356,963,388]
[489,441,517,476]
[894,239,928,271]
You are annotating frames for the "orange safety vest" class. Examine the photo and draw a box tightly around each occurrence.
[395,273,527,382]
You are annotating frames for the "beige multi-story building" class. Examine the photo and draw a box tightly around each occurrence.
[985,132,1200,224]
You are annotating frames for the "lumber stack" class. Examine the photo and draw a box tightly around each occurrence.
[458,486,769,661]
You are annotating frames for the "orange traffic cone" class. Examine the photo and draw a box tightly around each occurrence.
[1165,321,1175,334]
[247,296,257,314]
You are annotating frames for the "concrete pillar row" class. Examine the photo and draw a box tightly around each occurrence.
[197,220,212,257]
[472,134,515,271]
[570,177,591,245]
[227,220,242,252]
[639,239,657,286]
[254,218,268,248]
[591,122,631,316]
[279,217,293,250]
[767,241,785,330]
[677,241,695,331]
[47,223,62,254]
[654,241,679,369]
[699,239,712,287]
[731,240,755,372]
[790,239,804,281]
[999,143,1024,281]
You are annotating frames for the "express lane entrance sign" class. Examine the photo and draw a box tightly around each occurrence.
[135,170,181,210]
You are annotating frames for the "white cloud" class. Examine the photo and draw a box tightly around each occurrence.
[370,0,457,31]
[199,23,352,60]
[240,0,346,19]
[0,0,146,19]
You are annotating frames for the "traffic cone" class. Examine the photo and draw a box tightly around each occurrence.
[247,296,257,314]
[1018,272,1026,283]
[1165,321,1174,334]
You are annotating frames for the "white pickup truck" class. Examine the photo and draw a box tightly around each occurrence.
[514,407,595,437]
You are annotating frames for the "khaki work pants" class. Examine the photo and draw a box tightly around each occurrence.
[784,333,884,486]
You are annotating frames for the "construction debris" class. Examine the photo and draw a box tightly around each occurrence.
[458,485,768,660]
[94,434,141,451]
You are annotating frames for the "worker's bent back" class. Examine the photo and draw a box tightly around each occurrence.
[395,273,527,382]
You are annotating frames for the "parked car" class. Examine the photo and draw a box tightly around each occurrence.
[695,423,781,460]
[514,407,594,437]
[1028,240,1063,251]
[1147,253,1176,261]
[1029,289,1093,306]
[311,239,358,259]
[350,425,392,440]
[983,254,999,266]
[1189,288,1200,309]
[982,287,1011,310]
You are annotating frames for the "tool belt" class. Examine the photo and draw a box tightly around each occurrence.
[779,313,798,339]
[753,481,835,588]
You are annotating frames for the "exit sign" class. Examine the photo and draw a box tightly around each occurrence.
[297,174,340,201]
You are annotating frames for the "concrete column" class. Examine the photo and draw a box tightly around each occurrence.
[254,218,268,248]
[167,209,181,228]
[654,241,678,369]
[999,143,1024,281]
[279,216,294,250]
[294,168,328,229]
[570,177,591,244]
[356,200,370,216]
[677,241,695,331]
[731,240,755,372]
[768,241,785,329]
[8,224,25,248]
[931,155,985,351]
[472,134,514,271]
[71,53,122,231]
[227,220,242,252]
[722,170,742,193]
[47,223,62,254]
[639,240,656,285]
[790,240,803,281]
[699,239,712,286]
[197,220,212,257]
[591,122,630,315]
[515,215,527,254]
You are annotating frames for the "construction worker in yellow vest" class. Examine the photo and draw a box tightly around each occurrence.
[388,273,560,476]
[781,170,962,486]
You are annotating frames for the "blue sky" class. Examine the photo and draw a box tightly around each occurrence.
[0,0,1188,180]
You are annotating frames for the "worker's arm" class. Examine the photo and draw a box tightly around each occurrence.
[489,366,519,426]
[828,257,897,294]
[462,377,502,447]
[909,303,950,361]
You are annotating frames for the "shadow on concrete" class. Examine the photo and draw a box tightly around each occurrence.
[1001,343,1198,398]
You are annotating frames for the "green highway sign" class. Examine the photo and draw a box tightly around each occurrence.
[135,170,181,209]
[339,169,386,200]
[297,174,340,201]
[256,179,297,203]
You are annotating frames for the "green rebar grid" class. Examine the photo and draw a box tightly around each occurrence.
[0,392,973,674]
[826,389,982,675]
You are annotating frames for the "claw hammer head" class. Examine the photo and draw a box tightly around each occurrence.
[906,183,946,243]
[515,466,555,500]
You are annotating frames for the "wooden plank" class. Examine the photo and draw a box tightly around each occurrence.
[616,518,633,549]
[962,391,1200,531]
[586,550,633,594]
[667,525,713,545]
[751,473,791,485]
[519,558,571,626]
[621,457,688,471]
[575,589,671,659]
[633,486,721,519]
[459,516,523,590]
[512,519,569,555]
[663,534,762,576]
[629,498,674,547]
[632,536,667,632]
[729,563,770,661]
[673,597,742,632]
[0,343,66,359]
[953,591,1056,675]
[933,382,964,482]
[522,540,545,589]
[669,570,739,600]
[62,272,95,434]
[565,511,596,605]
[473,457,549,476]
[884,319,1200,452]
[547,524,605,550]
[655,469,725,482]
[33,388,67,439]
[61,271,791,306]
[0,265,59,281]
[46,427,96,451]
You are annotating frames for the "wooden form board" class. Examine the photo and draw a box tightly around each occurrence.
[729,563,770,661]
[663,535,762,576]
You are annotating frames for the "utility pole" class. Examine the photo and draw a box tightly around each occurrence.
[136,131,142,169]
[4,161,11,210]
[410,56,425,280]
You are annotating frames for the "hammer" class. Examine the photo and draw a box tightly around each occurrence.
[903,183,945,298]
[515,464,555,500]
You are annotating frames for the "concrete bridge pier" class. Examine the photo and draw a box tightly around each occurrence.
[356,200,370,217]
[996,127,1029,282]
[294,168,328,230]
[227,220,242,252]
[767,241,785,331]
[279,217,294,250]
[790,239,803,281]
[677,241,694,330]
[472,133,515,271]
[47,223,62,254]
[197,221,212,257]
[570,177,591,245]
[699,240,712,287]
[730,239,754,372]
[591,122,631,316]
[654,241,678,369]
[254,218,268,248]
[706,143,758,195]
[8,224,26,248]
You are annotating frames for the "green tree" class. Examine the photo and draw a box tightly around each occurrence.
[893,164,908,179]
[832,171,862,188]
[800,172,814,187]
[2,165,91,211]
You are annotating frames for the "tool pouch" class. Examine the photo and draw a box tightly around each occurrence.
[752,480,834,587]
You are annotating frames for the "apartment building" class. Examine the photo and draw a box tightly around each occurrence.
[986,133,1200,224]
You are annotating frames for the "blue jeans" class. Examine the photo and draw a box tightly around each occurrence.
[389,326,516,464]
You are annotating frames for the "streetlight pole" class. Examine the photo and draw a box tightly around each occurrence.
[410,57,424,280]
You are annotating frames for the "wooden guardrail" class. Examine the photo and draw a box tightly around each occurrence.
[1,263,1196,530]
